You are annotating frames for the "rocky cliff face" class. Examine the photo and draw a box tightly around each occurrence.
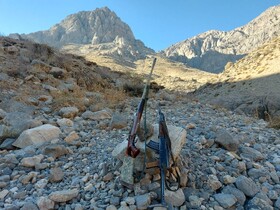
[19,7,154,61]
[162,5,280,73]
[192,35,280,119]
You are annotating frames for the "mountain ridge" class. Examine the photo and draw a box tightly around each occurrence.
[18,7,154,61]
[162,5,280,73]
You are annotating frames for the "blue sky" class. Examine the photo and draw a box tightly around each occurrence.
[0,0,280,51]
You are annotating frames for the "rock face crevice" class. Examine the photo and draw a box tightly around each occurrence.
[162,5,280,73]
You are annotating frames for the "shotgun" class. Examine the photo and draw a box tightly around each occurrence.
[126,58,157,158]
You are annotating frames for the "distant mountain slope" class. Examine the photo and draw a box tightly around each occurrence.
[162,5,280,73]
[18,7,154,61]
[192,35,280,119]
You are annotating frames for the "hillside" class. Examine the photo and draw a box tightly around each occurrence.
[162,5,280,73]
[16,7,154,62]
[83,53,218,93]
[1,37,280,210]
[192,35,280,121]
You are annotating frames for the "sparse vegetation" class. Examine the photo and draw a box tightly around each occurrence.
[269,117,280,129]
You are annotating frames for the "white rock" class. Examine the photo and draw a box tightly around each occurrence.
[13,124,61,148]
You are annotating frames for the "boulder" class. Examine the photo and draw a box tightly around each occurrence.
[13,124,61,148]
[213,193,237,208]
[109,113,128,129]
[59,107,79,119]
[215,130,240,151]
[235,175,259,197]
[0,112,38,142]
[42,144,70,159]
[165,188,185,207]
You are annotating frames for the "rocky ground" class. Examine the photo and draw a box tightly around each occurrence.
[1,96,280,210]
[1,36,280,210]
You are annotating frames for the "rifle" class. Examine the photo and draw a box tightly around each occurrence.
[147,105,180,207]
[126,58,157,158]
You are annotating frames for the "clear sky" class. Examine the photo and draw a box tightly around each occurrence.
[0,0,280,51]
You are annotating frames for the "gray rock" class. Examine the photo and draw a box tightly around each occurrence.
[215,130,239,151]
[222,185,246,205]
[106,205,117,210]
[0,109,6,120]
[235,176,259,197]
[239,146,265,162]
[110,196,120,206]
[37,196,55,210]
[0,189,9,199]
[188,195,202,208]
[109,113,127,130]
[248,168,268,179]
[42,144,70,159]
[0,138,16,150]
[255,192,273,205]
[275,197,280,208]
[270,171,280,184]
[35,179,48,189]
[0,175,10,182]
[214,193,237,208]
[119,156,134,189]
[1,112,35,138]
[20,201,39,210]
[247,197,273,210]
[135,193,151,210]
[13,124,62,148]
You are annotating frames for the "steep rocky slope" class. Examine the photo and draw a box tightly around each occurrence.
[15,7,154,61]
[162,5,280,73]
[192,35,280,120]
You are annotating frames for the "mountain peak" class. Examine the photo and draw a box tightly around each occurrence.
[20,7,154,61]
[21,7,135,47]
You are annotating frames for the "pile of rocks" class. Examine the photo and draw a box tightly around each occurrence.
[0,98,280,210]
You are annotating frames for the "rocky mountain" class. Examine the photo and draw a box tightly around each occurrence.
[16,7,154,61]
[162,5,280,73]
[192,35,280,121]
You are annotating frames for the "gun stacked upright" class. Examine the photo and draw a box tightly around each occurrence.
[126,58,157,158]
[147,105,180,207]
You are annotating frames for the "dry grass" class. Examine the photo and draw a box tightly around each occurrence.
[269,117,280,129]
[50,89,87,112]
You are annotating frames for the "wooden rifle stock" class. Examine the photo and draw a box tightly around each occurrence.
[126,58,157,158]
